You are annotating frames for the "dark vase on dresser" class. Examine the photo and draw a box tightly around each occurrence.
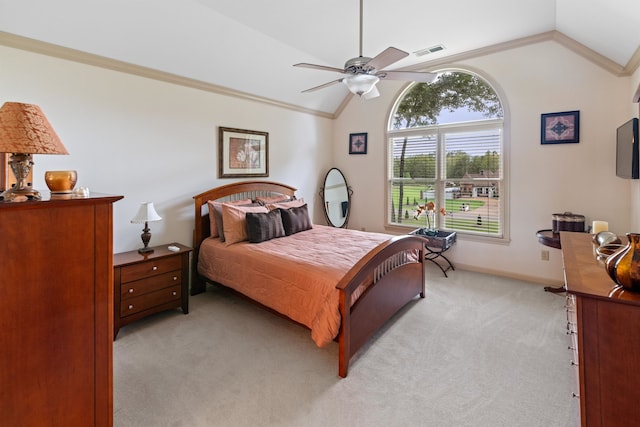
[0,193,122,427]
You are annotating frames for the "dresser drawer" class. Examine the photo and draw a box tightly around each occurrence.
[120,284,181,317]
[121,270,181,300]
[120,256,182,283]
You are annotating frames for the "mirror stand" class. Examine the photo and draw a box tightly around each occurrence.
[320,168,352,228]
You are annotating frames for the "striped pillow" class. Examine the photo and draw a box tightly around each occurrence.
[245,209,286,243]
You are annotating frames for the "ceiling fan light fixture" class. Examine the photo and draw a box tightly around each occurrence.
[343,74,379,96]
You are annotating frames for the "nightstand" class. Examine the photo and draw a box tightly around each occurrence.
[113,242,193,339]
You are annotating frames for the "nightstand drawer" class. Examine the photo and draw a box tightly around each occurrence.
[121,270,181,300]
[120,284,181,317]
[120,256,182,282]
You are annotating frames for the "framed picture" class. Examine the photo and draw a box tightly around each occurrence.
[541,110,580,144]
[349,132,367,154]
[218,127,269,178]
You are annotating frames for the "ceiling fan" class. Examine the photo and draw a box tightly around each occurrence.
[294,0,437,99]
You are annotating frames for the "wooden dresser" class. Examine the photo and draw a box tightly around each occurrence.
[0,193,122,427]
[561,231,640,426]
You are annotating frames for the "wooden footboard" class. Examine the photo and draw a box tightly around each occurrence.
[336,235,425,377]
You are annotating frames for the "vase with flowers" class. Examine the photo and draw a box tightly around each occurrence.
[414,201,446,236]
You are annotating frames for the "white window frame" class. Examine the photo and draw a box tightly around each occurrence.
[385,77,509,244]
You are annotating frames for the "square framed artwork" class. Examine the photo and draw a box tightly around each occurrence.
[541,110,580,144]
[218,127,269,178]
[349,132,367,154]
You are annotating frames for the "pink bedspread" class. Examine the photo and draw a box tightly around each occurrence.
[197,225,394,347]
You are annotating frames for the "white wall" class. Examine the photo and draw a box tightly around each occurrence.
[0,46,333,253]
[334,40,633,284]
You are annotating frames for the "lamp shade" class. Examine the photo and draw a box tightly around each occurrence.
[131,202,162,223]
[343,74,380,97]
[0,102,68,154]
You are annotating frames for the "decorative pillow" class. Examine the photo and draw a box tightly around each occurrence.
[280,204,313,236]
[208,199,253,241]
[221,204,269,245]
[266,198,306,211]
[255,195,291,205]
[245,209,286,243]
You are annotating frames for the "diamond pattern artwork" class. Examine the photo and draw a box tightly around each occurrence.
[541,111,580,144]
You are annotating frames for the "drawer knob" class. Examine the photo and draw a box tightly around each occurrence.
[128,304,134,310]
[572,392,580,399]
[172,291,177,296]
[128,288,134,293]
[570,360,578,366]
[173,276,178,281]
[152,266,158,271]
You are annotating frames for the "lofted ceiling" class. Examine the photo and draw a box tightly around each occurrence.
[1,0,639,116]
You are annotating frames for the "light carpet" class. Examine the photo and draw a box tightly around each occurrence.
[113,266,578,427]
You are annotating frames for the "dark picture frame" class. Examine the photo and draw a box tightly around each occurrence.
[349,132,368,154]
[541,110,580,144]
[218,127,269,178]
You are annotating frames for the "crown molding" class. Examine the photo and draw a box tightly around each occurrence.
[2,29,636,119]
[404,30,633,77]
[0,31,336,120]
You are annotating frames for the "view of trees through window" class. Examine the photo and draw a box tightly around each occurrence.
[387,71,505,237]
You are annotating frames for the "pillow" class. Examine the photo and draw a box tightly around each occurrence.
[255,195,291,205]
[280,204,313,235]
[221,204,269,245]
[245,209,286,243]
[266,198,306,211]
[207,199,252,240]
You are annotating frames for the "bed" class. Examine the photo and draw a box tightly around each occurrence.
[192,181,426,377]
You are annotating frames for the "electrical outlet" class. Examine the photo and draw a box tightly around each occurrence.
[541,250,549,261]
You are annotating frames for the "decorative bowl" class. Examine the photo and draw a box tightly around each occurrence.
[44,170,77,193]
[596,243,625,258]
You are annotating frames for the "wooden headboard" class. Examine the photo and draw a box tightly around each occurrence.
[192,180,297,255]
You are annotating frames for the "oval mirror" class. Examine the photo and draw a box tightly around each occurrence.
[322,168,351,228]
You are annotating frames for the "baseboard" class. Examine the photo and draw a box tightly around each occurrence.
[453,262,565,287]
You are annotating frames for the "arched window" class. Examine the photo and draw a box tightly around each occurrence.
[386,70,506,240]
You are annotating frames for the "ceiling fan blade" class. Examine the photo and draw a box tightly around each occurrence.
[377,70,437,83]
[293,63,346,74]
[366,47,409,71]
[301,78,344,93]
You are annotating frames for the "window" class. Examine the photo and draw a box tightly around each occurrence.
[387,71,505,239]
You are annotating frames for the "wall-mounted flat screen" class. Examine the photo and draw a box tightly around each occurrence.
[616,118,639,179]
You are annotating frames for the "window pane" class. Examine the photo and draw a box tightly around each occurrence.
[391,135,437,179]
[389,135,437,226]
[442,129,502,236]
[441,181,502,236]
[444,130,502,179]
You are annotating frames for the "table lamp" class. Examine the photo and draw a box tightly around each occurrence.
[131,202,162,253]
[0,102,69,201]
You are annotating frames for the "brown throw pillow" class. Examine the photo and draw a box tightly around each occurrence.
[280,204,312,236]
[246,209,286,243]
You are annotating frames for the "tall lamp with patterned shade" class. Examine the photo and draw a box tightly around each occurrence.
[0,102,69,201]
[131,202,163,254]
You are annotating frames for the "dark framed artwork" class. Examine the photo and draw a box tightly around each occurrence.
[541,110,580,144]
[349,132,367,154]
[218,127,269,178]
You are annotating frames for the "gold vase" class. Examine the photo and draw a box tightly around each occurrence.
[44,170,77,193]
[605,233,640,292]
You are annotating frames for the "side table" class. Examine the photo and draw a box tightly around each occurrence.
[410,229,457,277]
[535,229,565,293]
[113,242,193,339]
